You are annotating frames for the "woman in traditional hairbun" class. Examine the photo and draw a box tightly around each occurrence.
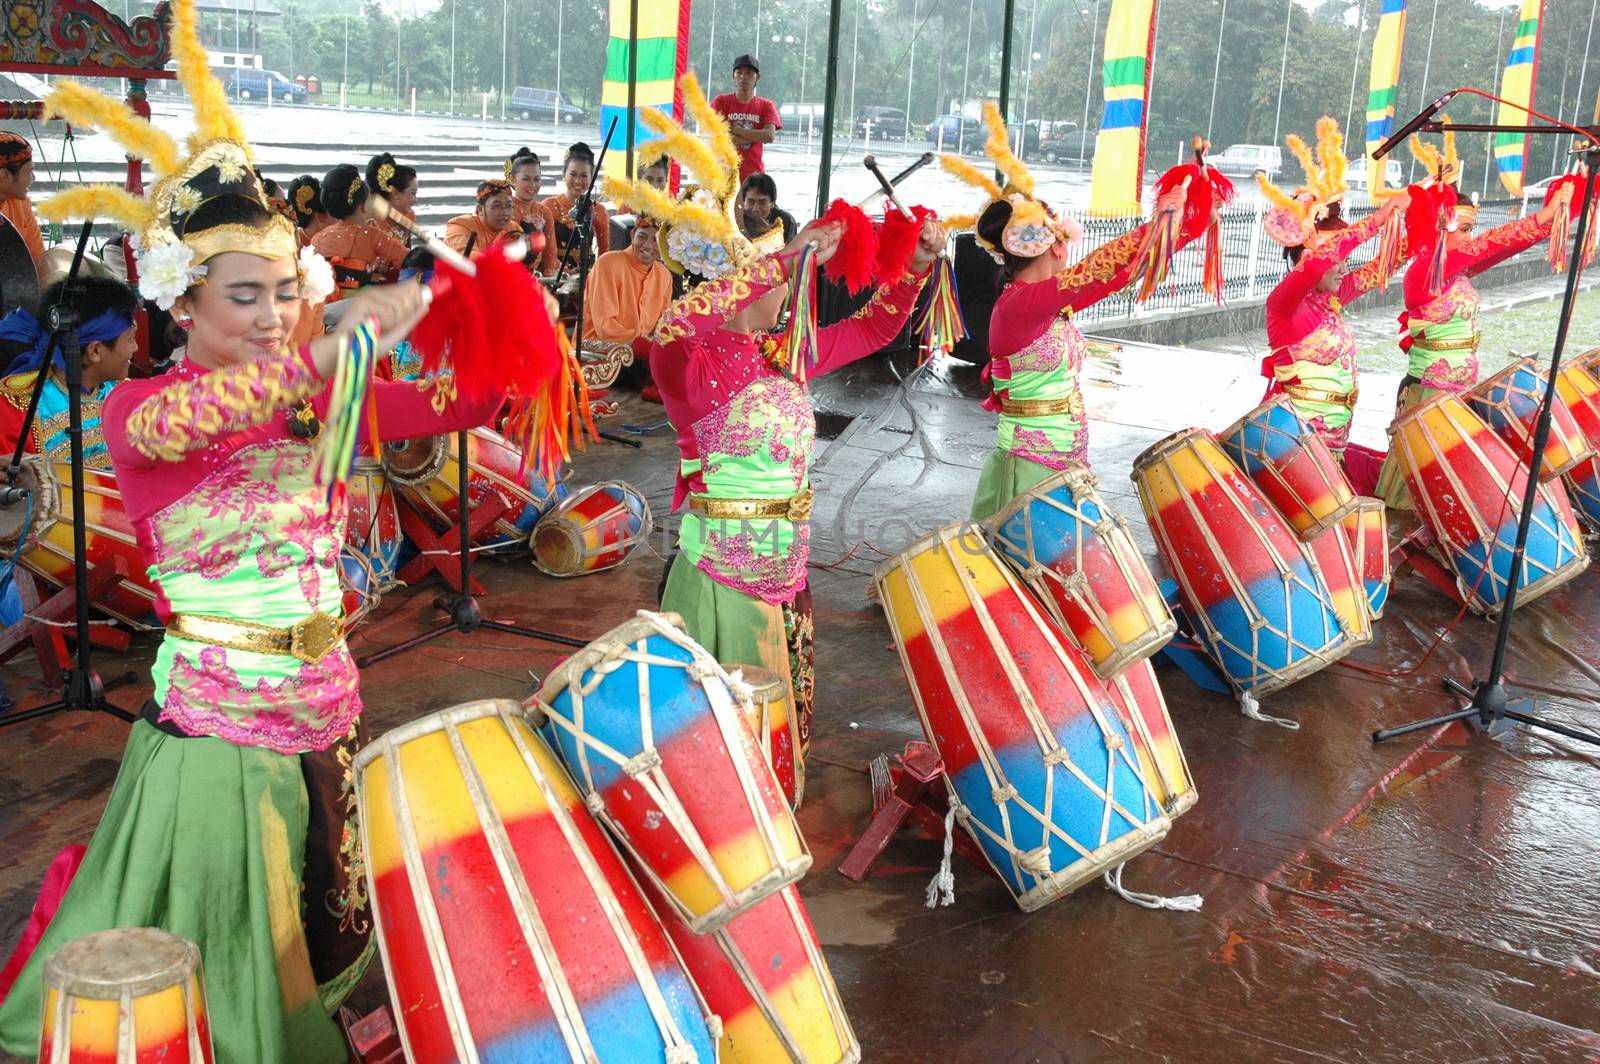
[309,162,411,296]
[286,173,332,245]
[505,146,552,247]
[540,140,610,273]
[364,151,418,247]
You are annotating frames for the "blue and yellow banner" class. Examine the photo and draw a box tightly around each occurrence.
[600,0,690,179]
[1087,0,1157,217]
[1364,0,1408,164]
[1492,0,1543,196]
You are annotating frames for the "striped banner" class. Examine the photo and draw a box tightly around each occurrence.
[600,0,691,179]
[1087,0,1158,217]
[1492,0,1543,196]
[1364,0,1408,164]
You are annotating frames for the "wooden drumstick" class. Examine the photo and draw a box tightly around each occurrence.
[368,193,528,277]
[861,155,918,221]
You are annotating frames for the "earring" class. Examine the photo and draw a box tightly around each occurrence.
[174,313,193,330]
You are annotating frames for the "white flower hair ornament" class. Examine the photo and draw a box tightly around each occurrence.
[138,242,206,311]
[297,245,336,303]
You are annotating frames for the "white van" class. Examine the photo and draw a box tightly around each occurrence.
[778,102,824,137]
[1210,144,1283,178]
[1347,156,1405,191]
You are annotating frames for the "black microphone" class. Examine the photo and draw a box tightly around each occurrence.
[0,483,31,506]
[1372,90,1460,160]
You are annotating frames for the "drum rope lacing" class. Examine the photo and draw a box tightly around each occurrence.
[925,801,962,909]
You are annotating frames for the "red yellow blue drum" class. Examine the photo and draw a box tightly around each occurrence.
[531,481,651,578]
[39,928,214,1064]
[1389,392,1588,615]
[1106,660,1196,818]
[355,699,717,1064]
[988,465,1175,681]
[1467,356,1594,482]
[534,612,809,933]
[733,663,803,810]
[383,427,568,552]
[1554,358,1600,530]
[875,523,1169,913]
[0,456,159,628]
[1219,396,1359,539]
[339,456,403,629]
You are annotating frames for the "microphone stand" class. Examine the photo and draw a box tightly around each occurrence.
[1,221,137,729]
[1373,116,1600,750]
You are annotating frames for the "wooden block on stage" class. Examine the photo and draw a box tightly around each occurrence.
[393,496,510,595]
[0,560,130,683]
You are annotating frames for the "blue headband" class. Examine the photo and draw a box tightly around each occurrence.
[0,306,135,377]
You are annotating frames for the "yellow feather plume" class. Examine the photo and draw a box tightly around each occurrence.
[679,74,739,197]
[638,111,726,201]
[44,83,180,178]
[1256,172,1308,220]
[173,0,246,153]
[38,185,154,231]
[1285,133,1318,191]
[981,102,1034,198]
[1314,116,1345,202]
[1409,134,1442,177]
[943,213,979,232]
[940,153,1003,202]
[601,177,732,243]
[1441,116,1459,179]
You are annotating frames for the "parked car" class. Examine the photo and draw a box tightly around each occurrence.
[778,102,825,137]
[224,68,304,103]
[927,114,982,152]
[1041,128,1096,165]
[1347,156,1404,191]
[509,86,587,124]
[855,106,909,141]
[1210,143,1283,178]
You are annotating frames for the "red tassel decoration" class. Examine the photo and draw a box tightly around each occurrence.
[875,205,931,285]
[1201,214,1224,303]
[819,199,879,294]
[1131,207,1182,304]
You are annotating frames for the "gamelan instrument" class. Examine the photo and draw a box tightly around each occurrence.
[382,427,569,552]
[1106,660,1197,818]
[0,455,159,627]
[875,523,1169,913]
[339,455,403,627]
[1340,497,1391,620]
[1554,352,1600,530]
[39,927,214,1063]
[988,464,1175,681]
[533,611,809,933]
[354,698,717,1063]
[1467,356,1594,481]
[1388,392,1588,615]
[531,481,651,577]
[731,663,803,810]
[1218,396,1358,539]
[1132,428,1370,697]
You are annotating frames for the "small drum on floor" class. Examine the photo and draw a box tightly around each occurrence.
[533,611,809,933]
[339,457,403,628]
[1467,356,1594,481]
[1340,498,1391,619]
[1218,396,1359,540]
[1105,660,1197,819]
[875,523,1169,913]
[39,927,214,1063]
[354,699,717,1064]
[1132,428,1370,697]
[0,456,159,628]
[643,881,860,1064]
[1390,392,1589,615]
[988,464,1175,681]
[383,428,569,552]
[531,481,651,577]
[1554,360,1600,530]
[732,663,803,809]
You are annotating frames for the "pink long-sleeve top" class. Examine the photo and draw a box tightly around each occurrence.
[650,253,929,604]
[103,344,502,754]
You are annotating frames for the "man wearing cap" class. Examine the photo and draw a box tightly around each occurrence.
[0,132,44,276]
[711,55,781,183]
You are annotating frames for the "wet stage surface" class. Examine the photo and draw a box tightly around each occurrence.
[4,337,1599,1062]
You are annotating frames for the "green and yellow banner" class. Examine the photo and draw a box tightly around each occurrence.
[601,0,691,179]
[1087,0,1157,217]
[1364,0,1407,164]
[1492,0,1543,196]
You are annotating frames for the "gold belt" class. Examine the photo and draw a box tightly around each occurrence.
[167,611,342,664]
[1412,332,1481,353]
[999,394,1085,418]
[689,487,814,522]
[1283,384,1359,409]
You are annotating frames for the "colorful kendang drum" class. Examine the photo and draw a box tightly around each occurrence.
[533,612,809,933]
[732,663,803,810]
[875,523,1169,913]
[383,427,569,552]
[39,928,214,1064]
[1554,359,1600,530]
[345,456,402,588]
[1131,428,1370,697]
[1218,396,1359,539]
[1340,498,1391,620]
[1467,356,1594,481]
[0,456,158,628]
[1389,392,1589,615]
[531,481,651,577]
[354,699,717,1064]
[1105,660,1196,819]
[646,882,859,1064]
[988,464,1175,681]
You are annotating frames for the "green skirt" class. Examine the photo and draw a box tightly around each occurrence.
[0,721,352,1064]
[971,448,1063,523]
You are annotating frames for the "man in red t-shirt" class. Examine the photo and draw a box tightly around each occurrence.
[710,55,781,183]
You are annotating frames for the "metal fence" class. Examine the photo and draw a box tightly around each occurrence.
[1057,198,1529,327]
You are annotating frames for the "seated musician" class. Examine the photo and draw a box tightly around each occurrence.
[287,174,335,247]
[0,133,44,278]
[540,142,610,275]
[444,179,523,257]
[309,162,410,298]
[582,214,672,402]
[366,152,419,247]
[0,275,139,470]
